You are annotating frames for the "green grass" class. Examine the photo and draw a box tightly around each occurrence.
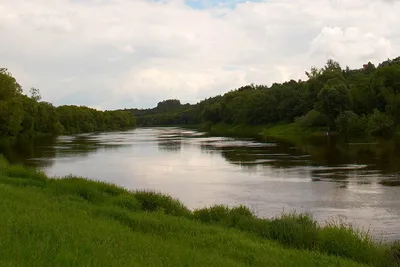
[0,157,398,267]
[206,123,326,144]
[261,123,327,142]
[205,122,400,145]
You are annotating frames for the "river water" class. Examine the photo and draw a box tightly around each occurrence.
[2,127,400,241]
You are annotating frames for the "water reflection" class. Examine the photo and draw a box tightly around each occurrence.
[1,127,400,241]
[157,131,182,152]
[0,137,57,168]
[0,133,127,168]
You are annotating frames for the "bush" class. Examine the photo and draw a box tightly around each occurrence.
[133,190,191,217]
[193,205,272,238]
[335,111,367,137]
[367,109,395,137]
[230,205,255,218]
[193,205,231,223]
[298,109,328,128]
[317,221,392,266]
[269,213,318,250]
[193,205,254,223]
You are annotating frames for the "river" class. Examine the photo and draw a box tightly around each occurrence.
[1,127,400,241]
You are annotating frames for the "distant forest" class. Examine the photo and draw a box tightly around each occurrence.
[0,69,136,140]
[127,57,400,138]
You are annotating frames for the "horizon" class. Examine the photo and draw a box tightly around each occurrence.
[1,0,399,110]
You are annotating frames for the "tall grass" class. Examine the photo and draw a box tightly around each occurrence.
[0,156,398,266]
[193,205,396,266]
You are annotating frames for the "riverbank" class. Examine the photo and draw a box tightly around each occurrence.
[202,123,327,144]
[0,156,398,266]
[200,122,400,145]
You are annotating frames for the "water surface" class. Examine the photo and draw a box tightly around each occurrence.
[2,127,400,241]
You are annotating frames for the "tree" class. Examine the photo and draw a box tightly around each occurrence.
[367,109,394,137]
[201,102,222,123]
[0,98,24,136]
[29,87,42,102]
[305,66,322,79]
[298,109,328,128]
[335,111,366,137]
[0,69,22,101]
[316,84,352,128]
[324,59,341,72]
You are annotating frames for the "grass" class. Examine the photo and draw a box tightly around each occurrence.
[205,122,400,145]
[205,123,327,145]
[0,157,398,267]
[261,123,328,142]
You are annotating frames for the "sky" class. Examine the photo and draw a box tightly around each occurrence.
[0,0,399,110]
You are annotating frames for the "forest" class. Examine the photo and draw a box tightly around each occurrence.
[0,69,136,141]
[3,56,400,141]
[130,57,400,138]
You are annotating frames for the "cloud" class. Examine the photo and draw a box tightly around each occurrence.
[0,0,399,109]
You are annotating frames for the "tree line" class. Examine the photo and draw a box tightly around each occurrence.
[0,69,136,140]
[130,57,400,138]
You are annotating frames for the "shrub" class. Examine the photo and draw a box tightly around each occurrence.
[230,205,255,218]
[317,221,392,266]
[367,109,395,137]
[133,190,191,217]
[269,213,318,250]
[193,205,254,223]
[298,109,328,128]
[193,205,231,223]
[193,205,272,238]
[335,111,367,137]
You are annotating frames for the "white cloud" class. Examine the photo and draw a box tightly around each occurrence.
[0,0,399,109]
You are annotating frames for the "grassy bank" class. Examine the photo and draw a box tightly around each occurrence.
[204,123,326,144]
[204,123,400,145]
[0,157,399,266]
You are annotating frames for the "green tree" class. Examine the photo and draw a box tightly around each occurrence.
[366,109,394,137]
[0,98,24,136]
[29,87,42,102]
[316,84,352,128]
[0,69,22,101]
[335,111,366,138]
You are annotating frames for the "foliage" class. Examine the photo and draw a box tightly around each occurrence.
[130,57,400,139]
[335,111,367,137]
[317,220,393,267]
[298,109,328,128]
[133,190,191,217]
[366,109,395,137]
[0,70,136,140]
[269,213,319,250]
[316,83,352,128]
